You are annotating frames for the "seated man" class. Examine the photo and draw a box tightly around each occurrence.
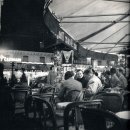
[110,68,121,89]
[117,67,128,89]
[58,71,82,102]
[83,68,103,96]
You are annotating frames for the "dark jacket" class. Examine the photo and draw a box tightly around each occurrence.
[76,76,88,88]
[58,78,82,102]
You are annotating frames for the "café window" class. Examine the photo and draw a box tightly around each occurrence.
[5,55,9,58]
[98,60,102,66]
[40,57,45,63]
[23,56,28,62]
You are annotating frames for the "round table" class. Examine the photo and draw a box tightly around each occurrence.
[116,111,130,130]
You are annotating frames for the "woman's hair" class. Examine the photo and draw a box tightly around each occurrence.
[64,71,74,80]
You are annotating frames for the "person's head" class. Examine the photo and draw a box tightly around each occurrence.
[105,70,111,78]
[105,70,110,75]
[64,71,74,80]
[83,68,94,80]
[76,69,83,79]
[110,68,116,75]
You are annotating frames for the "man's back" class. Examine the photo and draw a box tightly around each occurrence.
[63,78,82,91]
[119,74,127,88]
[58,78,82,101]
[110,74,121,88]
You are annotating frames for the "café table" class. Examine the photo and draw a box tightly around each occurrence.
[116,111,130,130]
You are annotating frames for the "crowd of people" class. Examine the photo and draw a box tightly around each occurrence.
[0,62,129,99]
[55,66,129,102]
[0,62,130,129]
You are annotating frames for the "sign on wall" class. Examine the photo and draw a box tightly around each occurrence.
[62,50,73,64]
[58,29,77,50]
[0,55,21,62]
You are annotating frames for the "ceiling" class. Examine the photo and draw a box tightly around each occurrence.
[49,0,130,54]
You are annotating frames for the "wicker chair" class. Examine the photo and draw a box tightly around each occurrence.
[91,92,123,112]
[33,97,102,130]
[11,88,29,115]
[64,100,102,130]
[80,108,122,130]
[32,96,63,130]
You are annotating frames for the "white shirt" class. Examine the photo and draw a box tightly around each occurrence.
[87,75,102,94]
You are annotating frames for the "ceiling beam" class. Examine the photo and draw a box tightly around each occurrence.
[104,0,130,3]
[78,10,130,43]
[60,20,129,23]
[106,34,128,53]
[81,42,129,45]
[88,24,129,49]
[90,45,129,50]
[60,13,130,19]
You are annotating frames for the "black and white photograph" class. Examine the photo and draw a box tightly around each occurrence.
[0,0,130,130]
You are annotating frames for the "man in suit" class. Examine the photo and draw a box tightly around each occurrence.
[110,68,121,88]
[58,71,82,102]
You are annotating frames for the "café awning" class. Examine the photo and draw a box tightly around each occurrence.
[49,0,130,54]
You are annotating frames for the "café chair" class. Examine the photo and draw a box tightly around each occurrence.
[32,96,64,130]
[33,97,102,130]
[64,100,102,130]
[11,88,29,115]
[122,92,130,110]
[65,90,83,102]
[56,90,83,109]
[91,92,123,112]
[55,90,83,118]
[80,108,122,130]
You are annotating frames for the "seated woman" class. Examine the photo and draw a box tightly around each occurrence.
[75,69,88,88]
[57,71,82,102]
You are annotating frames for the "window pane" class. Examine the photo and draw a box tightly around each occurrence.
[23,56,28,62]
[98,60,102,66]
[40,57,45,63]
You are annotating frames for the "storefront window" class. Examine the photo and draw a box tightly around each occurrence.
[23,56,28,62]
[40,57,45,63]
[98,60,102,66]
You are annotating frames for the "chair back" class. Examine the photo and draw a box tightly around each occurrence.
[64,100,102,130]
[92,92,123,112]
[122,92,130,110]
[33,96,57,130]
[11,88,29,113]
[80,108,122,130]
[12,88,28,104]
[65,90,82,102]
